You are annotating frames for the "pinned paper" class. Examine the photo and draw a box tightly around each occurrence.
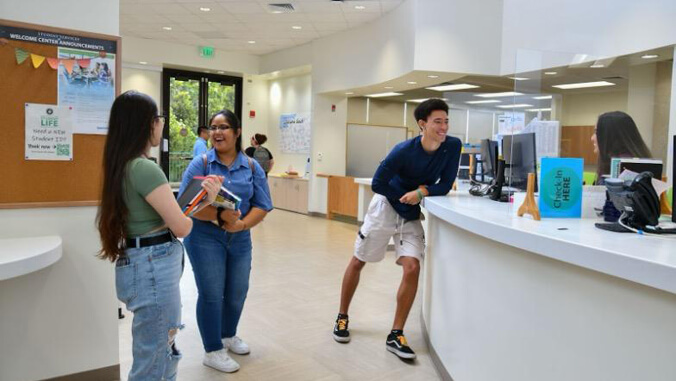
[62,59,75,74]
[47,57,59,70]
[77,58,91,68]
[15,48,29,64]
[0,38,8,46]
[30,53,45,68]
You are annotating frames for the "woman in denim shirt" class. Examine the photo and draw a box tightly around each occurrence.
[97,91,221,381]
[178,109,273,373]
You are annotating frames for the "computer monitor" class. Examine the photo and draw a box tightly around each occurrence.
[617,158,663,180]
[479,139,498,182]
[502,132,538,192]
[457,153,471,179]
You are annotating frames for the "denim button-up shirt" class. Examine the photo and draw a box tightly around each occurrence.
[178,149,273,217]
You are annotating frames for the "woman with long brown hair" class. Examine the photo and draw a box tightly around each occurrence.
[591,111,652,182]
[97,90,221,381]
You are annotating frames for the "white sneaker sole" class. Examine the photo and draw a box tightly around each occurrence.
[333,333,351,343]
[228,347,250,355]
[203,359,240,373]
[386,345,416,360]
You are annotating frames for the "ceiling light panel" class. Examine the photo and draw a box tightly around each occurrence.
[497,104,533,109]
[366,92,404,98]
[466,100,501,104]
[474,91,522,98]
[426,84,479,92]
[552,81,615,90]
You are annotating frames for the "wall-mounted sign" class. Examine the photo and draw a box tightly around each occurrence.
[200,46,214,58]
[25,103,73,161]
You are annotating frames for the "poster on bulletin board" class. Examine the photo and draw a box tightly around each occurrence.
[539,157,584,218]
[25,103,73,161]
[279,112,311,153]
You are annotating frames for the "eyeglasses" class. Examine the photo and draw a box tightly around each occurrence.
[208,124,233,131]
[154,115,166,124]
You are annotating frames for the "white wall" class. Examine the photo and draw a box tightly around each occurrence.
[0,2,120,380]
[0,208,118,381]
[267,74,312,174]
[413,0,503,75]
[0,0,119,36]
[242,74,270,149]
[500,0,676,74]
[628,63,657,151]
[561,90,628,126]
[121,64,163,159]
[122,36,259,75]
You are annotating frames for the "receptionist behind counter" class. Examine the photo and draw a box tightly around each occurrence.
[591,111,652,184]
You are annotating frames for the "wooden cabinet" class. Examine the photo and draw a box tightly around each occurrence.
[268,176,308,214]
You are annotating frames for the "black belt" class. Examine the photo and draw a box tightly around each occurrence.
[125,232,173,249]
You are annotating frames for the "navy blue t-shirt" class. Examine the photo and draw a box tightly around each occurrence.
[371,135,462,221]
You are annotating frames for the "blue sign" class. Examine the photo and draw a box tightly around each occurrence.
[539,158,584,218]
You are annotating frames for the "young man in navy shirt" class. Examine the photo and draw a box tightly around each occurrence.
[333,98,461,359]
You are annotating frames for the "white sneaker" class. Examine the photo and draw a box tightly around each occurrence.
[223,336,250,355]
[203,349,240,373]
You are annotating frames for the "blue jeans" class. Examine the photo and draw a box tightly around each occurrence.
[184,220,253,352]
[116,231,184,381]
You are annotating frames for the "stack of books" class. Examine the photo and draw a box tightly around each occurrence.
[177,176,241,216]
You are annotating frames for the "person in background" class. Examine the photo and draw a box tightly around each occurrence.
[592,111,652,182]
[178,110,273,374]
[97,91,221,381]
[332,98,462,360]
[193,125,209,157]
[245,133,274,176]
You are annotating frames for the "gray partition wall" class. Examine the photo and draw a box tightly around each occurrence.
[346,124,407,178]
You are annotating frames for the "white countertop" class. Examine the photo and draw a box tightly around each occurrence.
[0,236,62,281]
[424,192,676,294]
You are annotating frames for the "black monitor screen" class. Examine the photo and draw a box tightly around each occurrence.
[460,152,470,166]
[502,133,537,192]
[480,139,498,181]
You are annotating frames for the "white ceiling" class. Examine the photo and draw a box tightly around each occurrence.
[119,0,404,55]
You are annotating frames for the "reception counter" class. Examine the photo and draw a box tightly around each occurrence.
[422,192,676,381]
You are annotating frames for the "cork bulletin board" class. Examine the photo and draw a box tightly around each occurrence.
[0,20,120,207]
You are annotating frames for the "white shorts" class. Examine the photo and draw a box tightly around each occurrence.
[354,194,425,264]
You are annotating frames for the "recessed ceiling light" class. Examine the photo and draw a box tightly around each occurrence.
[292,26,302,30]
[533,95,552,100]
[355,5,366,10]
[205,70,210,73]
[526,108,552,112]
[590,64,604,68]
[139,61,147,65]
[426,84,479,92]
[508,77,529,81]
[272,10,283,14]
[474,91,522,98]
[199,7,211,12]
[366,92,404,98]
[217,71,225,74]
[552,81,615,90]
[641,54,659,59]
[345,92,354,95]
[497,104,533,109]
[544,71,557,75]
[248,40,256,44]
[384,86,394,89]
[466,100,501,104]
[162,26,172,31]
[427,75,439,79]
[407,81,417,85]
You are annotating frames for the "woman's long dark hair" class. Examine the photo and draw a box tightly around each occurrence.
[210,109,242,152]
[596,111,652,178]
[97,91,158,262]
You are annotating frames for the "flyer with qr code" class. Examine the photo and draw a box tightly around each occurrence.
[25,103,73,161]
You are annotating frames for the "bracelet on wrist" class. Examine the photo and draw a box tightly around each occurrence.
[416,189,424,201]
[216,207,225,227]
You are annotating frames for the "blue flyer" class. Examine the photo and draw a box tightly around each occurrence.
[539,158,584,218]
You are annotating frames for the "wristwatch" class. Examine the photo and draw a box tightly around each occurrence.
[216,206,226,228]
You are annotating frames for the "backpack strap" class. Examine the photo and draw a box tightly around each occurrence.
[248,157,256,175]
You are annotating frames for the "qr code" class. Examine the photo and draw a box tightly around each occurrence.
[56,144,70,156]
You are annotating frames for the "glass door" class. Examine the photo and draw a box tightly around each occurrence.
[161,69,242,183]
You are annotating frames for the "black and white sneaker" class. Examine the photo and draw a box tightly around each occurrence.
[333,314,350,343]
[386,331,416,360]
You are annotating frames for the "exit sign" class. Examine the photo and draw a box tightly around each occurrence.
[200,46,214,58]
